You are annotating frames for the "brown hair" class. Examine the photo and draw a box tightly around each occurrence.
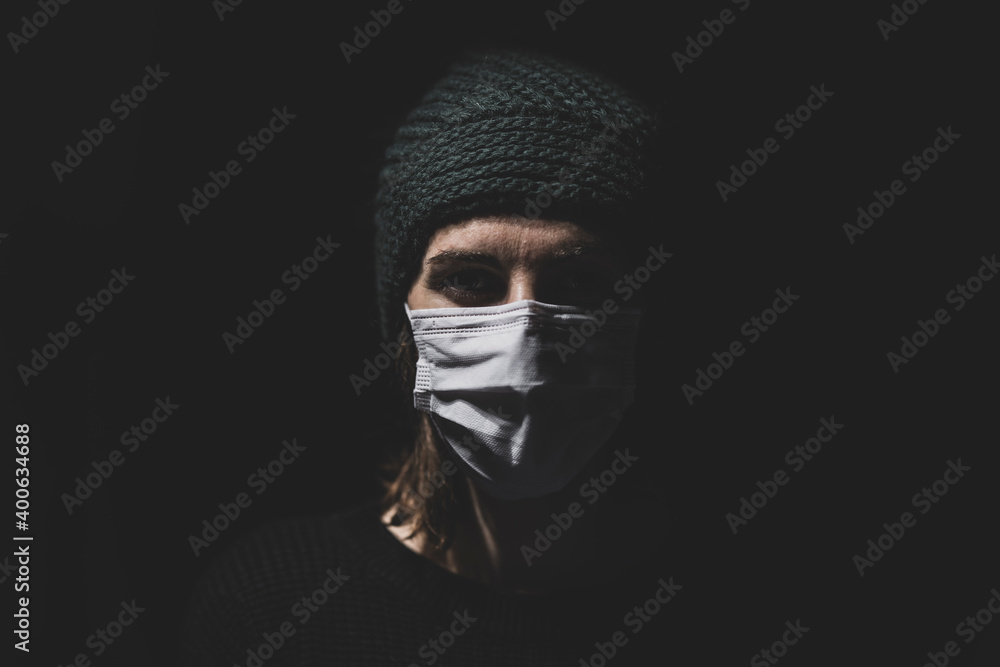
[379,323,470,552]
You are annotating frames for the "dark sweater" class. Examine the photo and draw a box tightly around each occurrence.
[176,498,668,666]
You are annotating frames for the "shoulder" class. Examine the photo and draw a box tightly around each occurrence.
[176,499,383,666]
[203,506,362,582]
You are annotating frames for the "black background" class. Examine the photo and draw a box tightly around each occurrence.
[3,0,997,665]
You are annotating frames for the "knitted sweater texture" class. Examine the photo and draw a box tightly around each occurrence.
[176,499,661,666]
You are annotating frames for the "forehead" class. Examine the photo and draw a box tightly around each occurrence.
[422,215,610,266]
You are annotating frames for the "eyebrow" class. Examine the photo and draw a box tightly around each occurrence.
[425,242,609,269]
[426,250,503,270]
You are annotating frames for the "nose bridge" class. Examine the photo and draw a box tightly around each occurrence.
[507,267,538,303]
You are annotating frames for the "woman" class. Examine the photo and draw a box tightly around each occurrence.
[178,46,668,666]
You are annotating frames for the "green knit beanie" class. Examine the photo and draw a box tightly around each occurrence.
[374,46,660,339]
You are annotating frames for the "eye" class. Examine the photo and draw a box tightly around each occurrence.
[560,272,603,292]
[544,266,616,305]
[435,269,503,304]
[442,270,487,291]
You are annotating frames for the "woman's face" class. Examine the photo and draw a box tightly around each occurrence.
[407,215,625,310]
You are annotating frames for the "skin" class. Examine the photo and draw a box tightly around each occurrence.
[404,215,625,310]
[380,215,654,593]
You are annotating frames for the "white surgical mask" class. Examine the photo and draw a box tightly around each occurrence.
[404,299,640,500]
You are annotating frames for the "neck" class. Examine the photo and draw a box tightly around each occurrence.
[383,474,655,593]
